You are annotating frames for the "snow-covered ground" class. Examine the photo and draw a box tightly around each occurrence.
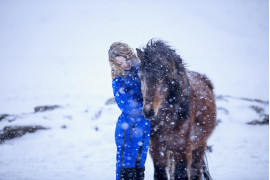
[0,96,268,180]
[0,0,268,180]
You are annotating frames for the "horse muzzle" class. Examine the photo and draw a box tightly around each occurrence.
[143,108,155,120]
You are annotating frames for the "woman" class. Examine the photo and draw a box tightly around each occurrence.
[108,42,151,180]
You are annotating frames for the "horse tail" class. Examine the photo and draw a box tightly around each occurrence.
[202,155,213,180]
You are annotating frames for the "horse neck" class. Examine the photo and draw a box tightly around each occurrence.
[165,70,190,119]
[169,69,189,96]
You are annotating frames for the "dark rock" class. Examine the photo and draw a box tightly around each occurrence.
[250,105,264,114]
[216,95,269,105]
[34,105,61,113]
[240,97,269,105]
[247,104,269,125]
[216,119,222,126]
[0,114,9,121]
[0,125,48,144]
[247,115,269,125]
[215,95,228,102]
[61,125,67,129]
[91,108,103,120]
[217,107,229,114]
[105,97,116,105]
[206,145,213,153]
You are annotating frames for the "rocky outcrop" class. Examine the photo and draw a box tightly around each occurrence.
[34,105,61,113]
[0,125,48,144]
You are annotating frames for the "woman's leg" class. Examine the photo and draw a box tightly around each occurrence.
[115,118,125,180]
[115,116,138,180]
[115,116,150,180]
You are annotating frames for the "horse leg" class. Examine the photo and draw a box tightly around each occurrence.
[154,162,168,180]
[190,143,206,180]
[174,160,189,180]
[149,144,168,180]
[174,148,192,180]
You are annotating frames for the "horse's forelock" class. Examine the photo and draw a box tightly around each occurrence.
[143,39,180,64]
[140,39,186,84]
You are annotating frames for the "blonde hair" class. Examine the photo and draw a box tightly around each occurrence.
[108,42,139,79]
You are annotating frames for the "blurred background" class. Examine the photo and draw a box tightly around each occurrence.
[0,0,268,180]
[0,0,268,114]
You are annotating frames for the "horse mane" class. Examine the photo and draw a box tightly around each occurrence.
[141,39,187,79]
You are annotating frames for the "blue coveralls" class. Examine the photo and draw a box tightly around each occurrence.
[112,66,151,180]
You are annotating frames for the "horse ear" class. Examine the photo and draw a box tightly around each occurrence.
[136,48,144,61]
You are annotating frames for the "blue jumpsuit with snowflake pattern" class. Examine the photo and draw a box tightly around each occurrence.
[112,66,151,180]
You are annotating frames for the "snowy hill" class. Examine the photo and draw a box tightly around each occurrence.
[0,0,268,179]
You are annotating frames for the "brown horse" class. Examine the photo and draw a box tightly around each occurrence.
[136,39,216,180]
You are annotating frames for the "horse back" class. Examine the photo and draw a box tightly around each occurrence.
[187,71,216,145]
[187,71,214,90]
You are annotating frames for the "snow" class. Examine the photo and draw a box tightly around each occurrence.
[0,0,268,180]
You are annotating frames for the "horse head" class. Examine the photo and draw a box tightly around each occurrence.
[136,39,188,120]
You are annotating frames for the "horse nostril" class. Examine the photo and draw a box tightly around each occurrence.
[149,109,155,117]
[143,108,155,119]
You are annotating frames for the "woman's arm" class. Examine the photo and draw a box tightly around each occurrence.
[112,77,143,115]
